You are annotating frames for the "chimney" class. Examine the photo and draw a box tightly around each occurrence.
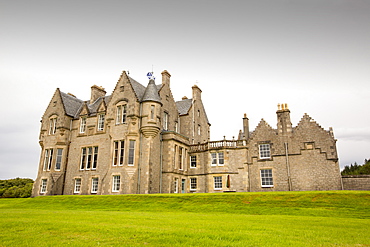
[161,70,171,86]
[277,103,292,135]
[192,85,202,101]
[243,113,249,139]
[90,85,106,104]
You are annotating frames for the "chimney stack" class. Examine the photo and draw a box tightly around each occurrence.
[192,85,202,101]
[90,85,106,104]
[243,113,249,139]
[277,103,292,135]
[161,70,171,86]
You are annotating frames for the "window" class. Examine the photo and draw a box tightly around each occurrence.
[128,140,135,166]
[190,155,197,168]
[198,124,201,135]
[260,169,273,187]
[80,146,98,170]
[190,178,197,191]
[43,149,53,171]
[93,147,98,169]
[80,117,86,133]
[55,149,63,170]
[211,152,224,166]
[40,179,47,193]
[97,114,105,131]
[174,178,178,193]
[214,176,222,190]
[112,175,120,192]
[259,144,271,159]
[175,121,178,133]
[163,112,168,130]
[113,141,125,166]
[150,105,155,120]
[74,178,81,193]
[91,177,98,193]
[116,105,127,124]
[49,117,57,135]
[179,147,183,170]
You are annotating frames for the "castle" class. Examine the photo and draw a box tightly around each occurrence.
[32,70,342,196]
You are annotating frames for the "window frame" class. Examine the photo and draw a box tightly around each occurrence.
[128,140,135,166]
[190,155,197,168]
[74,178,82,193]
[40,179,47,194]
[112,175,121,192]
[79,117,87,133]
[163,112,169,130]
[113,141,125,166]
[174,178,179,193]
[190,177,197,191]
[259,143,271,159]
[97,113,105,131]
[210,152,224,166]
[80,146,98,170]
[91,177,99,194]
[55,148,63,171]
[116,104,127,124]
[260,169,274,188]
[214,176,223,190]
[49,117,57,135]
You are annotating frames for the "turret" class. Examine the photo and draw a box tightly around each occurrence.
[140,79,162,138]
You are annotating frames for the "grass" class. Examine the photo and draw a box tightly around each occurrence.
[0,190,369,246]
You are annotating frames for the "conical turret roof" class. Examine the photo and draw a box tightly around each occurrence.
[141,79,162,104]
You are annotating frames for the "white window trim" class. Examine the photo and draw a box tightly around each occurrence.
[80,146,98,170]
[55,148,63,171]
[79,117,87,133]
[97,114,105,131]
[210,152,224,166]
[128,140,135,166]
[259,143,271,159]
[214,176,223,190]
[40,179,47,194]
[91,177,99,194]
[190,177,197,191]
[74,178,82,193]
[190,155,197,168]
[174,178,178,193]
[112,175,121,192]
[260,169,274,188]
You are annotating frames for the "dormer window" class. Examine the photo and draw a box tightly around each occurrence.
[97,114,105,131]
[116,105,127,124]
[80,117,87,133]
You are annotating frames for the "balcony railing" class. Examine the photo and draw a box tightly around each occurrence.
[190,139,246,152]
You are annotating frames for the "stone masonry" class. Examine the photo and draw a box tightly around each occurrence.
[32,70,342,196]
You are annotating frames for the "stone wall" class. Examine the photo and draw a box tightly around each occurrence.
[342,175,370,190]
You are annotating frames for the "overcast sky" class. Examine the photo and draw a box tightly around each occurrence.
[1,0,369,180]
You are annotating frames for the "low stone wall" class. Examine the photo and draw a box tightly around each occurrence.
[342,175,370,190]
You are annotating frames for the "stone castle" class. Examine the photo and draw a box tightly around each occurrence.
[32,70,342,196]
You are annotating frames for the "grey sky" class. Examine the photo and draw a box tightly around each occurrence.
[1,0,369,179]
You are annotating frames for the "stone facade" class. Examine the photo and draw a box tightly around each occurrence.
[32,70,342,196]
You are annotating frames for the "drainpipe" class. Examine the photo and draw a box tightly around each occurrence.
[61,118,73,195]
[285,142,292,191]
[159,133,163,193]
[137,103,143,194]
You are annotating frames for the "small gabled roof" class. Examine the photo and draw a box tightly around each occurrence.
[88,96,110,115]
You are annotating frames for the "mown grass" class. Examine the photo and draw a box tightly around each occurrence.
[0,191,369,246]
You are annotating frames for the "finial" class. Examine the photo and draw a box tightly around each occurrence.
[278,103,281,110]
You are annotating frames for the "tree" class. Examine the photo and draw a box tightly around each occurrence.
[0,178,34,198]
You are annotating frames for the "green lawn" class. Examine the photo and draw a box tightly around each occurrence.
[0,191,369,246]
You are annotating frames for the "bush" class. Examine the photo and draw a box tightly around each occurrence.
[0,178,34,198]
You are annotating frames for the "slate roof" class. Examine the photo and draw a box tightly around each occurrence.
[60,92,84,118]
[176,98,193,115]
[142,79,162,103]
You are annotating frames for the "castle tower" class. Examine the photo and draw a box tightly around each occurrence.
[139,79,162,193]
